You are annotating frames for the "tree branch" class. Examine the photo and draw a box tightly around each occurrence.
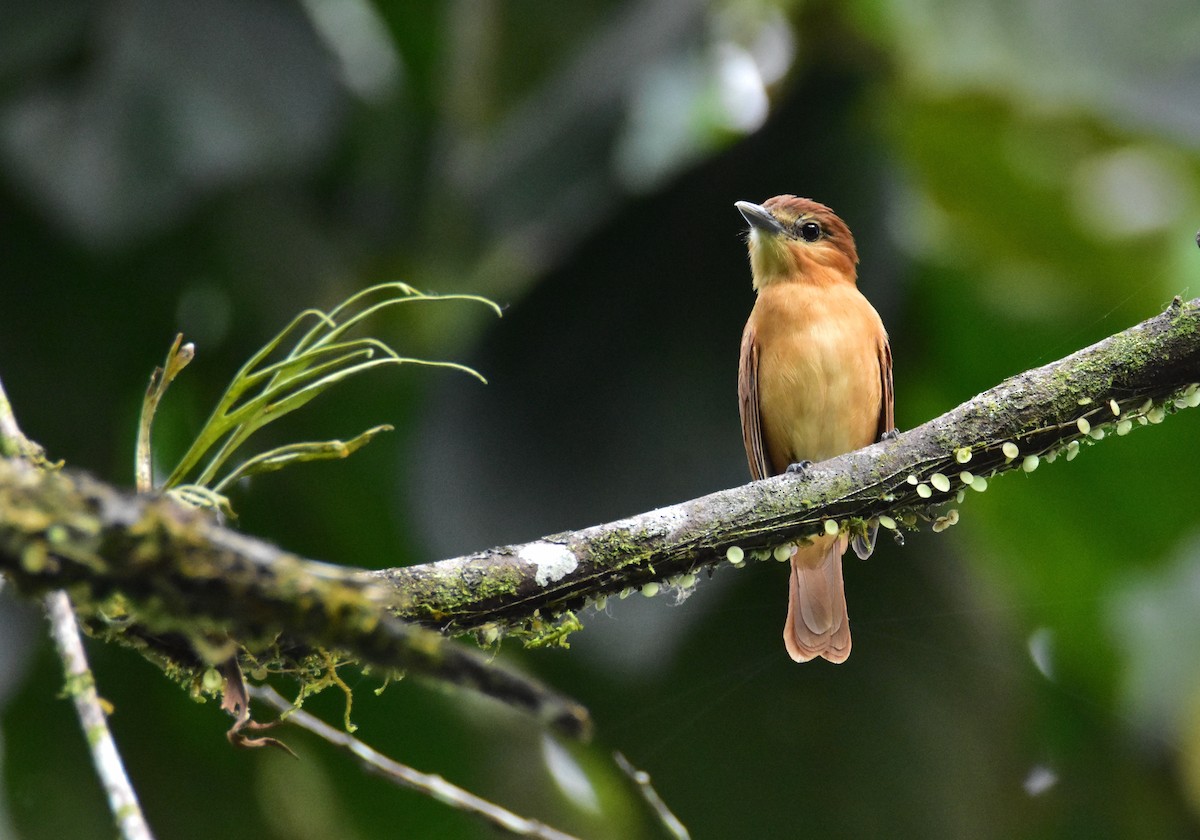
[2,299,1200,665]
[0,457,589,738]
[45,591,157,840]
[374,297,1200,634]
[248,685,584,840]
[2,378,155,839]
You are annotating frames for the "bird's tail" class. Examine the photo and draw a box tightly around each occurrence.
[784,534,851,663]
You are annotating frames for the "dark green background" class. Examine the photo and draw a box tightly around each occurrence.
[3,1,1200,837]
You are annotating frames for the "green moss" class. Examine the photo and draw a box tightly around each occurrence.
[522,611,583,649]
[20,542,48,573]
[60,670,95,700]
[85,723,106,746]
[586,528,650,569]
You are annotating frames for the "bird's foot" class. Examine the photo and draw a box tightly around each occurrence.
[785,460,814,477]
[880,428,900,442]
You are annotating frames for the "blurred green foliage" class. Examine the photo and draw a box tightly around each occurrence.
[2,0,1200,838]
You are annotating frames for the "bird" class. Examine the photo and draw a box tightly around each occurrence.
[735,195,894,663]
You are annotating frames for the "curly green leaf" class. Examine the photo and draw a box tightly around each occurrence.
[214,425,394,491]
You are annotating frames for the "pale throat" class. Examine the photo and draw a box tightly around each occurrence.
[748,234,854,290]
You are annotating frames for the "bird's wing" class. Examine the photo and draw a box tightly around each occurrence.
[877,336,895,440]
[852,334,896,561]
[739,322,770,480]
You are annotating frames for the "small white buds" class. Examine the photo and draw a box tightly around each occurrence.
[1002,441,1019,460]
[1021,455,1040,473]
[931,473,951,493]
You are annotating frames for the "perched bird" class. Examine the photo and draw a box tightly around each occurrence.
[735,195,893,663]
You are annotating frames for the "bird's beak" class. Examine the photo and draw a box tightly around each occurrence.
[735,201,785,236]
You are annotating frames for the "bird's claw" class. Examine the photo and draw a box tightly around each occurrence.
[785,460,814,477]
[880,428,900,442]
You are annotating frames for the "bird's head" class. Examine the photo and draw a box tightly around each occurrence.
[735,195,858,290]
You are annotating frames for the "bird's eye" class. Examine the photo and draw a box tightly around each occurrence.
[798,221,822,242]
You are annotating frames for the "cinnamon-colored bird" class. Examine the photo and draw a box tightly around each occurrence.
[735,195,893,663]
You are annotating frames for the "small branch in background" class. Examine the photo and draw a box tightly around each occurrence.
[45,591,156,840]
[248,684,583,840]
[2,376,154,839]
[614,752,690,840]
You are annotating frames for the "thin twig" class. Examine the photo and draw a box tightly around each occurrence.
[614,752,690,840]
[3,375,155,839]
[45,590,156,840]
[248,684,582,840]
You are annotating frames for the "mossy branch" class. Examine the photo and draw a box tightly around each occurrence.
[2,298,1200,678]
[0,458,589,739]
[374,296,1200,632]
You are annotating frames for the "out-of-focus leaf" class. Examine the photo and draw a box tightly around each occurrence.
[0,0,342,244]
